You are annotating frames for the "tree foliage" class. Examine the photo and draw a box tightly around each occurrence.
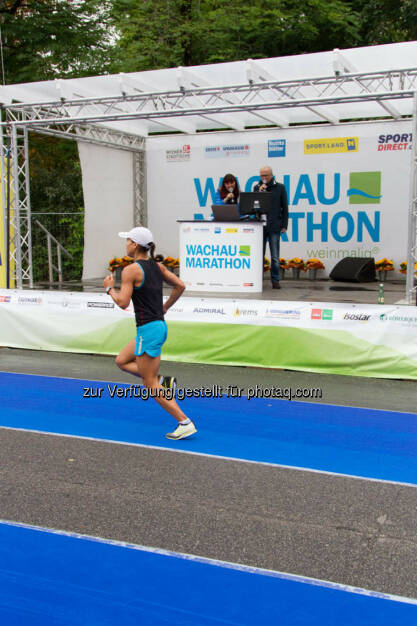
[0,0,113,83]
[109,0,361,71]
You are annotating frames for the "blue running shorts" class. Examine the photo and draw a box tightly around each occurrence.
[135,320,168,357]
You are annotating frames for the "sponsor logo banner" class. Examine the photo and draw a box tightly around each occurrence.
[87,302,115,309]
[0,295,11,303]
[311,308,333,320]
[304,137,358,155]
[266,309,301,320]
[377,132,412,152]
[166,145,191,162]
[348,171,382,205]
[268,139,286,157]
[18,296,42,305]
[204,144,250,159]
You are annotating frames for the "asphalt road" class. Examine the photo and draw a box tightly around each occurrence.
[0,348,416,600]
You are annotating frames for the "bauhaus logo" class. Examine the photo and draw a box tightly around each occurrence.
[348,172,382,205]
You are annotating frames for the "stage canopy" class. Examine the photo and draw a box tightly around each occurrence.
[0,41,416,300]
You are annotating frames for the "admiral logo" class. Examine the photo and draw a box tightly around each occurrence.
[87,302,115,309]
[0,295,11,303]
[18,296,42,305]
[234,307,258,317]
[343,312,370,321]
[311,308,333,320]
[268,139,286,158]
[193,307,226,315]
[378,133,412,152]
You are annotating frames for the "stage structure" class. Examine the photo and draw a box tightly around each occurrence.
[0,43,417,302]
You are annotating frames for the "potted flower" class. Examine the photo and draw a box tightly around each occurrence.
[399,261,417,276]
[288,257,304,279]
[280,257,289,279]
[375,258,394,281]
[264,257,271,273]
[305,258,325,280]
[108,255,134,283]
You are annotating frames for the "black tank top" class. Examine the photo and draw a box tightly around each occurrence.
[131,260,164,327]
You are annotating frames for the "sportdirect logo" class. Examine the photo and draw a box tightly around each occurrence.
[311,308,333,320]
[378,133,412,152]
[348,172,382,205]
[304,137,358,155]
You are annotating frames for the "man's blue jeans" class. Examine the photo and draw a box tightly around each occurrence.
[263,229,281,282]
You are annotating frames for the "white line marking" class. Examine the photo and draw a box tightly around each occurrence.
[0,424,415,489]
[0,518,416,606]
[1,369,417,415]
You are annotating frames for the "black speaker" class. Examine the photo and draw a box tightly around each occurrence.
[329,257,376,282]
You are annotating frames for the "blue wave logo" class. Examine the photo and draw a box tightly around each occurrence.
[347,188,382,200]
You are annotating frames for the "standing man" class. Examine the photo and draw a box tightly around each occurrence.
[253,165,288,289]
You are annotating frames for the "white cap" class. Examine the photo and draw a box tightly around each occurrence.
[118,227,154,249]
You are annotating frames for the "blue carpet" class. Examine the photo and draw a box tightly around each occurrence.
[0,372,416,485]
[0,521,415,626]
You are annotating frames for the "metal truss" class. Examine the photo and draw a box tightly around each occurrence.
[0,123,33,288]
[3,68,417,129]
[27,121,145,153]
[0,112,145,286]
[133,151,147,227]
[406,92,417,305]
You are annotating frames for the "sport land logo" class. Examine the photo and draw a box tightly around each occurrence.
[304,137,358,155]
[348,171,381,205]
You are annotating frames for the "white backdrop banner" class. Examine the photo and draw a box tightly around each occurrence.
[146,120,413,276]
[78,142,134,279]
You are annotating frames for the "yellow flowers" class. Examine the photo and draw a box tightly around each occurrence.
[399,261,417,274]
[288,257,304,269]
[305,258,325,270]
[375,258,394,271]
[108,256,133,271]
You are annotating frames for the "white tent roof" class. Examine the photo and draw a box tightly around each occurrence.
[1,41,417,137]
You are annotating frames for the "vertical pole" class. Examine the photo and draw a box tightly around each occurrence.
[23,127,33,287]
[5,127,11,288]
[57,244,62,283]
[47,235,53,283]
[11,124,22,288]
[406,91,417,304]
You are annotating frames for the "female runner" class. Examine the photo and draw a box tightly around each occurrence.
[103,226,196,440]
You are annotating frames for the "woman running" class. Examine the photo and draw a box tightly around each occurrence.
[103,226,197,440]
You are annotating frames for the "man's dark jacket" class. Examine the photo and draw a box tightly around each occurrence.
[253,178,288,233]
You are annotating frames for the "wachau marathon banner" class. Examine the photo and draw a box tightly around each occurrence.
[146,120,412,276]
[1,289,417,380]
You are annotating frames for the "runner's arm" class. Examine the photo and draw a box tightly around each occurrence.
[158,263,185,314]
[103,264,138,309]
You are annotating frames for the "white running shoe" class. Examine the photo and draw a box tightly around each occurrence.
[165,421,197,440]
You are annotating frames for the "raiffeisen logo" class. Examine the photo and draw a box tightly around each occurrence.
[348,172,382,205]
